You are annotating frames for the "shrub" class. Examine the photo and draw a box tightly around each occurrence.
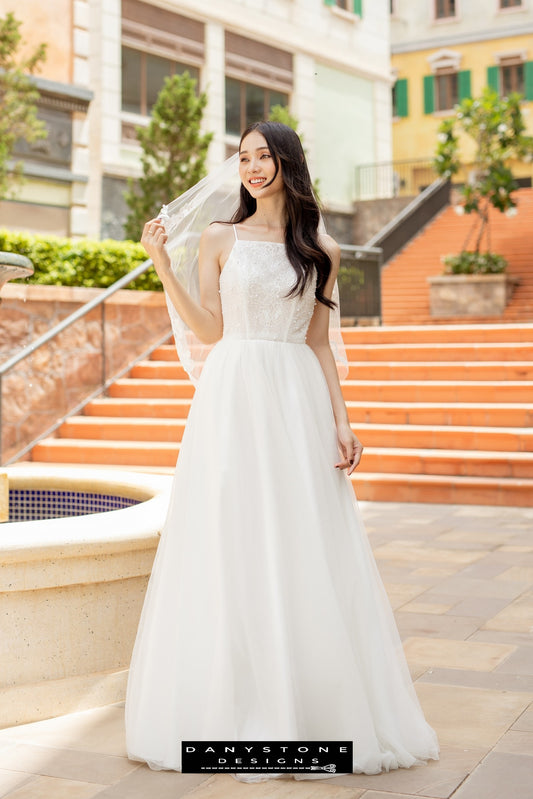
[0,229,162,291]
[442,251,508,275]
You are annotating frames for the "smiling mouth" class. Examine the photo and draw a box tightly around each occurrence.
[249,178,267,186]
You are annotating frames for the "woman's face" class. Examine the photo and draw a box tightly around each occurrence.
[239,130,284,199]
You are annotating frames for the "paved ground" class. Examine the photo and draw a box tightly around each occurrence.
[0,500,532,799]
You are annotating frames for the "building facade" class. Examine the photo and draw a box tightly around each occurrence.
[0,0,92,236]
[390,0,533,192]
[0,0,393,240]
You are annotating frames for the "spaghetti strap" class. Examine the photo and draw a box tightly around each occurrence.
[233,224,239,242]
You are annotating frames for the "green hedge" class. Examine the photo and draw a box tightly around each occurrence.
[0,229,162,291]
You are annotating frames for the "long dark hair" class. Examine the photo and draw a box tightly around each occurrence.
[231,121,336,311]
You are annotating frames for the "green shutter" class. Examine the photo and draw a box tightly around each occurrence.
[324,0,336,6]
[487,65,500,94]
[353,0,363,15]
[395,78,408,117]
[458,70,472,101]
[525,61,533,101]
[423,75,435,114]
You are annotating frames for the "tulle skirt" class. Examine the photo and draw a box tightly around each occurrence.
[125,337,439,778]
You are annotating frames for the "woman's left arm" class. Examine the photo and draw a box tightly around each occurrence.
[306,236,363,475]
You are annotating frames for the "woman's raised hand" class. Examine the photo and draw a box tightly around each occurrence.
[141,218,171,278]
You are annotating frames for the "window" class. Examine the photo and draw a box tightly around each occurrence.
[435,72,458,110]
[488,60,533,99]
[225,78,288,137]
[324,0,363,14]
[424,70,471,113]
[392,78,408,117]
[121,46,199,115]
[502,62,525,94]
[500,0,522,7]
[435,0,456,19]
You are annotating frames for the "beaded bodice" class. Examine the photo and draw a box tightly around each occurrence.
[220,240,317,343]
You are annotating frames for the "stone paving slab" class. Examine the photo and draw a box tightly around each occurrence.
[0,775,108,799]
[0,501,532,799]
[449,752,533,799]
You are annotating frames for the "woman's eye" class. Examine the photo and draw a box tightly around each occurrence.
[261,153,271,159]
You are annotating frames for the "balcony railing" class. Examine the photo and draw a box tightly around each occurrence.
[355,158,438,201]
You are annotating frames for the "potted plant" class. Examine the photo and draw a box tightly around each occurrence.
[428,87,533,317]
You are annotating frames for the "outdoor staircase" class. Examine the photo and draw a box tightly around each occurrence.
[31,323,533,507]
[381,187,533,325]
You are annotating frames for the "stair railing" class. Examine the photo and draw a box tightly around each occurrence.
[365,177,451,265]
[0,257,175,466]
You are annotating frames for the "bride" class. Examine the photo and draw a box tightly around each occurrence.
[124,120,440,783]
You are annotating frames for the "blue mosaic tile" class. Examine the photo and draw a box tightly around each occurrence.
[7,489,140,522]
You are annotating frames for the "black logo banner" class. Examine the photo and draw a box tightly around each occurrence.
[181,740,353,774]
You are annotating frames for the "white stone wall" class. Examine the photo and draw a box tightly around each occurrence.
[392,0,533,51]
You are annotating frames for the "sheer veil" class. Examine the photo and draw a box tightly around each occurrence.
[158,152,348,387]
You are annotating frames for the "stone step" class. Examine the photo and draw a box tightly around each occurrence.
[108,378,533,402]
[59,416,533,452]
[85,398,193,418]
[168,323,533,347]
[352,473,532,507]
[84,397,533,427]
[132,359,533,381]
[151,341,533,362]
[29,440,533,507]
[31,438,533,479]
[109,379,196,399]
[338,323,533,344]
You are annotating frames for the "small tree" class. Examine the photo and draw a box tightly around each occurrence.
[0,12,47,199]
[433,87,533,272]
[124,72,213,240]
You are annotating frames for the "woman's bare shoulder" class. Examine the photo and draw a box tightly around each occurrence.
[201,221,233,247]
[200,222,235,267]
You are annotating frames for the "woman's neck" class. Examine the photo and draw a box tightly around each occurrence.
[247,194,287,231]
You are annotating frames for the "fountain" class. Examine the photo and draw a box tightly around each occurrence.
[1,465,171,729]
[0,257,172,727]
[0,252,34,295]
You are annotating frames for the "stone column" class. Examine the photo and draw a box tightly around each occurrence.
[71,0,91,237]
[292,52,317,177]
[373,77,394,196]
[86,0,121,239]
[202,21,226,168]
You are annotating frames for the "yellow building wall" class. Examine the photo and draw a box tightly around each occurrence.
[392,34,533,182]
[2,0,72,84]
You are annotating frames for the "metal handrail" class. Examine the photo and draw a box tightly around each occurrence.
[0,257,163,464]
[0,258,154,377]
[365,177,451,265]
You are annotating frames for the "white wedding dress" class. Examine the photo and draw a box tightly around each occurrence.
[125,227,440,780]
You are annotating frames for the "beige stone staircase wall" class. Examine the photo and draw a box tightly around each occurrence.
[1,285,169,463]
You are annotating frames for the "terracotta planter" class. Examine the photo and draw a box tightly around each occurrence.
[427,273,520,317]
